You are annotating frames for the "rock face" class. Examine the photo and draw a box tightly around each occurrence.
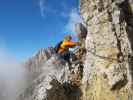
[25,47,55,80]
[80,0,133,100]
[19,48,83,100]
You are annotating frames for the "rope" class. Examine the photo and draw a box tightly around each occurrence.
[74,48,121,62]
[87,49,118,61]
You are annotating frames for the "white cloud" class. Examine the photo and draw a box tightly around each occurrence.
[38,0,73,18]
[39,0,57,17]
[38,1,82,34]
[0,47,27,100]
[59,2,69,18]
[64,8,82,34]
[39,0,46,17]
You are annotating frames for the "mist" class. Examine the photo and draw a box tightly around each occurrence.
[0,48,27,100]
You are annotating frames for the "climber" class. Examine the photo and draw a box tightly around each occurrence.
[55,34,80,66]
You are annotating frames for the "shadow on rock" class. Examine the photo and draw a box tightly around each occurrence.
[46,79,82,100]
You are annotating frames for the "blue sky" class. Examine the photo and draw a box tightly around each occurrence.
[0,0,81,61]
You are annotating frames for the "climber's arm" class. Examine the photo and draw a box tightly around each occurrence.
[63,41,79,48]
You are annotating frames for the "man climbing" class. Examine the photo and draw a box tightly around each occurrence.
[55,34,80,66]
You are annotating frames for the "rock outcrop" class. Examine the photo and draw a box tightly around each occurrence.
[19,48,84,100]
[80,0,133,99]
[25,47,55,80]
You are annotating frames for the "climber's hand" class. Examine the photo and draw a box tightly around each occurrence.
[76,42,81,46]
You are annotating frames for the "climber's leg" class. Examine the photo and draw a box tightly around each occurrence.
[69,51,78,62]
[60,51,71,66]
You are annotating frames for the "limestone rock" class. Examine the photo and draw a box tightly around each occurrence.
[75,23,87,38]
[80,0,133,99]
[25,47,55,80]
[18,48,83,100]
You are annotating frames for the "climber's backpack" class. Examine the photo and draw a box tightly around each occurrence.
[54,41,63,53]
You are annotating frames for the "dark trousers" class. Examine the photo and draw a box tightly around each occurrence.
[60,51,71,65]
[60,51,78,66]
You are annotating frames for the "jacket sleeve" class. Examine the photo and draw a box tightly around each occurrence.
[63,41,77,48]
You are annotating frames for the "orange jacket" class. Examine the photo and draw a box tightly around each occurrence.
[58,40,77,54]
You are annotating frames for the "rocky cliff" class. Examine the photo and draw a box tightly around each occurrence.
[18,0,133,100]
[19,47,84,100]
[25,47,55,80]
[80,0,133,99]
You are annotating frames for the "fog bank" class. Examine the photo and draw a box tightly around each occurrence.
[0,48,27,100]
